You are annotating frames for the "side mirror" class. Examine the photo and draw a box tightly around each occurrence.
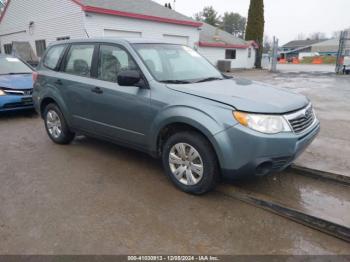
[117,70,141,86]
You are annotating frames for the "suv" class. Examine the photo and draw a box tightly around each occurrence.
[33,39,320,194]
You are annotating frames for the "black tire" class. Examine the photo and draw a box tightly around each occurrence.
[43,103,75,144]
[162,131,219,195]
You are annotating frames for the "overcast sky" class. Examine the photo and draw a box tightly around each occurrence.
[154,0,350,45]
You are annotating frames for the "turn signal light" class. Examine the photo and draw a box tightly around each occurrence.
[32,72,38,82]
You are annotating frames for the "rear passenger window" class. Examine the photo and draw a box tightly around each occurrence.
[44,45,66,70]
[64,45,94,77]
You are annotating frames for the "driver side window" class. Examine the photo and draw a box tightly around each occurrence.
[98,45,137,83]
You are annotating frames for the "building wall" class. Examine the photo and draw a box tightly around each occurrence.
[0,0,86,56]
[83,13,199,48]
[198,46,256,69]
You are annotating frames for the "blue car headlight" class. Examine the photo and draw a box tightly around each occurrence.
[0,90,6,96]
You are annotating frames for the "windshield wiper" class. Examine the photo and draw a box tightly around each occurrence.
[159,80,192,84]
[194,77,224,83]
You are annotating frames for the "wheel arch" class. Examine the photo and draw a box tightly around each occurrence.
[152,120,224,170]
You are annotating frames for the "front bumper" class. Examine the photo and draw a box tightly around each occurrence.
[214,120,320,178]
[0,95,34,112]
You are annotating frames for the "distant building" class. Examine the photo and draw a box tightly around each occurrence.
[197,23,258,69]
[280,39,325,60]
[0,0,256,69]
[281,39,324,52]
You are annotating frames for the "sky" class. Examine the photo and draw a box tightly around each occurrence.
[153,0,350,45]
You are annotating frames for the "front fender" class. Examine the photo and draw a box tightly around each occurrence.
[148,105,230,161]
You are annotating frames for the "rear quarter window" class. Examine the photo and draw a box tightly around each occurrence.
[43,45,66,70]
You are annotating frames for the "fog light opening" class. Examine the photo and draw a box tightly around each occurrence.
[256,162,273,176]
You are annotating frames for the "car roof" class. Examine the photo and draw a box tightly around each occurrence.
[49,38,181,47]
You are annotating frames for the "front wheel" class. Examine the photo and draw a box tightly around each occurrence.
[44,103,75,144]
[162,131,219,195]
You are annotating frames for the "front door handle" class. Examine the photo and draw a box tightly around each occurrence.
[91,87,103,94]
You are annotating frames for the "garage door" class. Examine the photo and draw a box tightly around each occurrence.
[104,29,142,38]
[163,34,189,45]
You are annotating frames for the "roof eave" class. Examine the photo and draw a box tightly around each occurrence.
[80,3,202,28]
[198,41,256,49]
[0,0,11,23]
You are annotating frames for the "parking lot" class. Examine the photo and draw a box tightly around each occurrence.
[1,65,350,255]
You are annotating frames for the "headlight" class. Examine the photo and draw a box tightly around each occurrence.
[233,111,291,134]
[0,90,6,96]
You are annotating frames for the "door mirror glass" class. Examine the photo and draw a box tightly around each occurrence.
[117,70,141,86]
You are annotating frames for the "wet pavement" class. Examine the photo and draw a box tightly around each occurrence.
[232,64,350,178]
[0,112,349,254]
[229,171,350,228]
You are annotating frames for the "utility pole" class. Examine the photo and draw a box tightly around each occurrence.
[270,36,279,72]
[336,30,350,74]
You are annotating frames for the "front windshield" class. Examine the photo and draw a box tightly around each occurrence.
[132,44,223,83]
[0,57,32,75]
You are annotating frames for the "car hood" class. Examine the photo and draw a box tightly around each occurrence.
[0,74,33,90]
[167,78,309,114]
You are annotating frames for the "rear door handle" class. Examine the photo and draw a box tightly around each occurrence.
[91,87,103,94]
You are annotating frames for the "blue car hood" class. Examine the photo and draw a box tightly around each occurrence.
[0,74,33,90]
[167,78,309,114]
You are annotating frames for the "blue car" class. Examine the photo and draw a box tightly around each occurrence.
[0,55,34,112]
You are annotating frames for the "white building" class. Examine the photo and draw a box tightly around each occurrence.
[0,0,257,69]
[197,23,257,69]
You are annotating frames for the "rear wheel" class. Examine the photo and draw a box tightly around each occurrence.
[44,103,75,144]
[162,131,219,195]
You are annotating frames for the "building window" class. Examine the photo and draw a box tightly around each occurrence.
[225,49,236,59]
[248,48,252,58]
[56,36,70,41]
[35,40,46,57]
[4,43,12,54]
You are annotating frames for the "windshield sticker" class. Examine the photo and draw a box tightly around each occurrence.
[183,46,200,57]
[6,58,20,62]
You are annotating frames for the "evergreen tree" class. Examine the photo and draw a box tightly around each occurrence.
[245,0,264,68]
[168,3,172,9]
[164,3,168,8]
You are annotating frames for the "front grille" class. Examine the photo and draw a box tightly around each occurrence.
[286,104,315,134]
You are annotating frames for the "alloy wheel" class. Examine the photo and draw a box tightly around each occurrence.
[168,143,204,186]
[46,110,62,139]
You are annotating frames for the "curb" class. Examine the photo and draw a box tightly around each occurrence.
[217,185,350,243]
[290,165,350,186]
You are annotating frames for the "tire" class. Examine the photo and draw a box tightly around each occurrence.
[162,131,219,195]
[43,103,75,144]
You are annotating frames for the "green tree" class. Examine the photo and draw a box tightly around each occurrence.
[221,12,246,38]
[245,0,265,68]
[194,6,221,27]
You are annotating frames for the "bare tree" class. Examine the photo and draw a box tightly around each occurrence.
[263,35,272,53]
[309,32,327,40]
[295,33,306,40]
